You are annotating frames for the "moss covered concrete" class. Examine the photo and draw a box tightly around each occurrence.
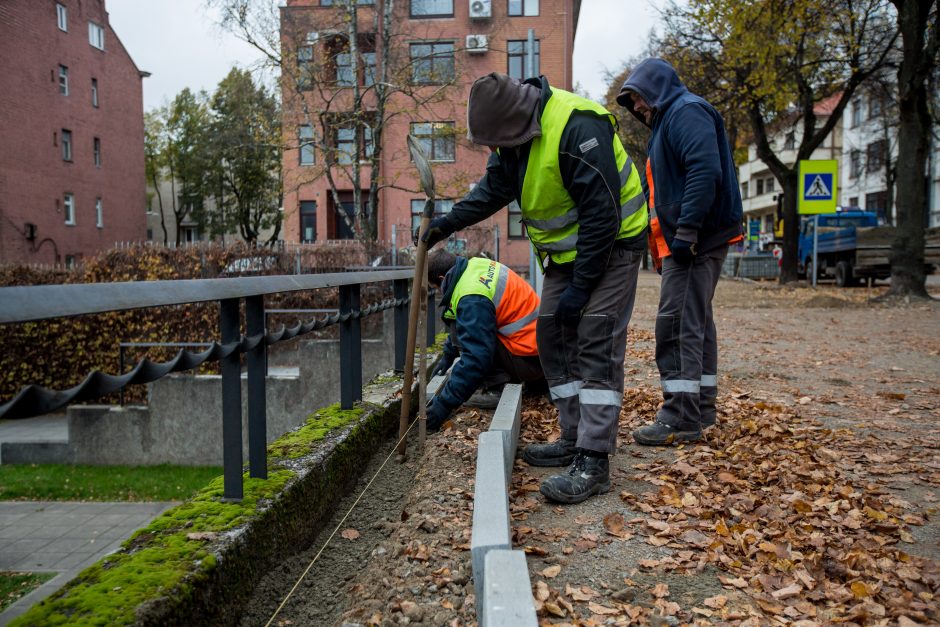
[9,374,430,626]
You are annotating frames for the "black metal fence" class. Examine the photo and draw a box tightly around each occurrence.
[0,270,437,500]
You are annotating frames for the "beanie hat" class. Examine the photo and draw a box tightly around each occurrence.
[467,73,542,148]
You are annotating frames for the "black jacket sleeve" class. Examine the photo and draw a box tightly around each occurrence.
[446,151,516,231]
[558,113,622,292]
[435,295,497,411]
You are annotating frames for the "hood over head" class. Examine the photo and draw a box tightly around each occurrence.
[616,58,687,127]
[467,73,542,147]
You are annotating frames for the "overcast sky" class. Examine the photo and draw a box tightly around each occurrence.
[106,0,662,111]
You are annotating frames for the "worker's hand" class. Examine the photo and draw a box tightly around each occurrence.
[432,355,455,377]
[425,399,452,432]
[554,285,591,328]
[419,217,455,248]
[670,238,697,265]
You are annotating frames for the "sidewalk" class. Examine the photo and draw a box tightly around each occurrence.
[0,500,176,625]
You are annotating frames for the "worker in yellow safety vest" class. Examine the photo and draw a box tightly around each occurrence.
[422,72,648,504]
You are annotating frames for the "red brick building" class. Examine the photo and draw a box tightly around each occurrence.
[280,0,581,272]
[0,0,147,267]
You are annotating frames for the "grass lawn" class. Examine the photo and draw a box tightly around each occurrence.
[0,464,222,502]
[0,572,56,612]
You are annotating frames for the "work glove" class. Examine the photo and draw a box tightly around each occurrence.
[425,399,452,432]
[419,217,456,248]
[670,238,697,265]
[554,285,591,328]
[432,354,455,377]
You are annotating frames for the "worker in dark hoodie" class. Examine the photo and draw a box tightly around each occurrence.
[616,59,743,446]
[424,249,545,428]
[421,72,648,504]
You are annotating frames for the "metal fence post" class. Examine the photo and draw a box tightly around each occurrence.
[393,278,408,373]
[246,295,267,480]
[220,298,243,501]
[339,283,362,409]
[426,287,436,347]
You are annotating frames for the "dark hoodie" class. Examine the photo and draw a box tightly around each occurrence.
[618,59,742,254]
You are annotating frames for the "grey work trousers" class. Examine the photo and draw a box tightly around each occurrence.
[655,245,728,430]
[536,247,642,454]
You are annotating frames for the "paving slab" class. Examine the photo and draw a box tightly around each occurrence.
[0,500,176,626]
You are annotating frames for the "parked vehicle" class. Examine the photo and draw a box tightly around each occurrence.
[798,211,940,287]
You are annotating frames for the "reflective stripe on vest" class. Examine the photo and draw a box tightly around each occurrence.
[444,258,540,356]
[520,87,648,266]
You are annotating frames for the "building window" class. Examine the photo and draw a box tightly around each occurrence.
[296,45,314,90]
[850,149,862,178]
[508,0,539,16]
[508,200,525,238]
[411,199,454,232]
[866,140,885,173]
[869,95,883,119]
[335,51,354,86]
[329,35,375,87]
[865,190,888,220]
[89,22,105,50]
[59,65,69,95]
[783,131,795,150]
[766,177,775,193]
[851,97,863,127]
[64,193,75,224]
[65,255,76,269]
[322,0,374,5]
[410,0,454,18]
[96,198,103,228]
[410,42,455,84]
[62,129,73,161]
[849,196,859,208]
[93,137,101,167]
[410,122,455,162]
[756,178,764,196]
[741,181,749,199]
[56,3,68,31]
[299,125,315,165]
[91,78,98,107]
[363,51,376,87]
[507,39,540,80]
[336,127,356,164]
[300,201,317,242]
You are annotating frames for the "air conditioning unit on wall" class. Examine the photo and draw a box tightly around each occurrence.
[466,34,488,53]
[469,0,491,19]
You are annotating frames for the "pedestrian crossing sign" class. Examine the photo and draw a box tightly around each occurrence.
[798,160,838,214]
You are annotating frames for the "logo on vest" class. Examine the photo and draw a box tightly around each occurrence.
[478,262,497,289]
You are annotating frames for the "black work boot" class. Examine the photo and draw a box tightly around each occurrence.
[539,452,610,504]
[632,421,702,446]
[521,437,578,467]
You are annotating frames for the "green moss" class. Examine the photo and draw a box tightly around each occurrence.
[267,403,364,459]
[429,331,448,353]
[369,372,402,386]
[10,470,292,627]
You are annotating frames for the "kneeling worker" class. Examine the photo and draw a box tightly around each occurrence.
[425,249,546,430]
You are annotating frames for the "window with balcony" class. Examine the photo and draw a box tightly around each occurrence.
[410,0,454,17]
[507,39,540,80]
[508,0,539,16]
[410,42,455,84]
[58,65,69,95]
[62,129,72,161]
[410,122,455,162]
[56,3,68,31]
[300,201,317,242]
[88,22,104,50]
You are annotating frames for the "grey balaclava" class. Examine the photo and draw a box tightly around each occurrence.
[467,72,542,148]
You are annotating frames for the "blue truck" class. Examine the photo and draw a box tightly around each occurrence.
[798,210,939,286]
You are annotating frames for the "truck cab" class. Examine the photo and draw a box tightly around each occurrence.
[798,210,882,286]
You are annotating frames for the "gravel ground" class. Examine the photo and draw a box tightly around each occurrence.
[242,271,940,626]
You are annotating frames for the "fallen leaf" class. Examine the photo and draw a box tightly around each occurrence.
[340,528,360,541]
[540,565,561,578]
[587,602,620,615]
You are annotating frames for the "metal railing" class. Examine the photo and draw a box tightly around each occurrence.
[0,270,438,500]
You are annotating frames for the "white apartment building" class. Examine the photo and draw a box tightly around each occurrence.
[740,90,940,251]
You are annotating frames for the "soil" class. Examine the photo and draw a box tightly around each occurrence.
[242,272,940,626]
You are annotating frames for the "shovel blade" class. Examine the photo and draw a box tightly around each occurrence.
[407,134,436,200]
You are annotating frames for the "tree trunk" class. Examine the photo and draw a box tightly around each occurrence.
[780,172,801,283]
[885,0,934,299]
